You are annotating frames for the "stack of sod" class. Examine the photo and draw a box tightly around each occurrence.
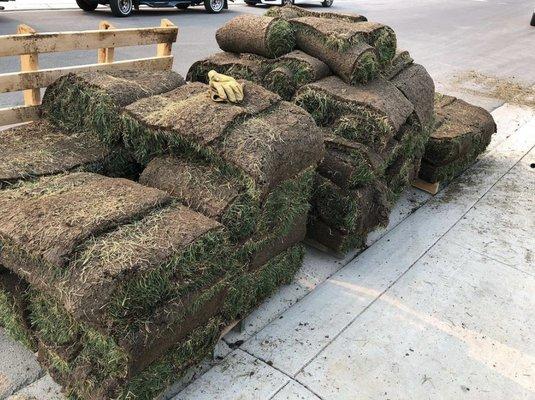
[0,172,242,399]
[419,94,496,183]
[41,69,185,145]
[289,16,397,84]
[186,52,272,85]
[215,15,296,59]
[265,4,367,23]
[0,120,136,188]
[295,67,434,253]
[131,81,323,316]
[263,50,331,100]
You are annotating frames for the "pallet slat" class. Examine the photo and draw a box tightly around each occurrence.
[0,56,174,93]
[0,26,178,57]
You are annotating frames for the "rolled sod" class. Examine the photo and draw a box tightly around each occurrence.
[382,50,414,80]
[187,52,272,84]
[41,70,185,144]
[391,63,436,129]
[216,15,296,59]
[140,156,314,247]
[123,81,324,195]
[419,94,496,183]
[291,17,379,84]
[295,76,414,151]
[318,134,394,190]
[311,174,390,235]
[263,50,331,100]
[306,217,362,255]
[0,173,236,354]
[0,120,136,188]
[265,4,367,23]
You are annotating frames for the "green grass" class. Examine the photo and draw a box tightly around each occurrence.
[267,19,296,58]
[0,287,35,350]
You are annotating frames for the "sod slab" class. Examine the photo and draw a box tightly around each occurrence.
[263,50,331,100]
[41,70,185,144]
[420,94,496,182]
[216,15,295,59]
[0,120,135,188]
[382,50,414,80]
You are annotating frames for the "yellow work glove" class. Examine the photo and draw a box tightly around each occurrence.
[208,70,244,103]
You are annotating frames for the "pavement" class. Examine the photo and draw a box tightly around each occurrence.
[1,1,534,399]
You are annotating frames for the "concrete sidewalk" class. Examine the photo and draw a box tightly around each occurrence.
[1,102,533,399]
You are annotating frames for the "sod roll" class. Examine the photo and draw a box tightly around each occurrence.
[420,94,496,183]
[187,52,272,84]
[263,50,331,100]
[382,50,414,80]
[0,120,136,188]
[265,4,367,23]
[295,76,414,151]
[124,81,324,195]
[391,63,436,129]
[41,70,185,144]
[216,15,296,59]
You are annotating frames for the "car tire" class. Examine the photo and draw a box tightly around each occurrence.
[110,0,133,17]
[76,0,98,11]
[204,0,224,13]
[176,3,190,9]
[321,0,333,7]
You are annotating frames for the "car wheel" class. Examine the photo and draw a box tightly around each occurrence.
[204,0,224,13]
[176,3,190,9]
[110,0,133,17]
[321,0,333,6]
[76,0,98,11]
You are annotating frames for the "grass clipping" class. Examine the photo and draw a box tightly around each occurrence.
[216,15,296,58]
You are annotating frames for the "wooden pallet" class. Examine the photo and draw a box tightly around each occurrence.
[412,178,440,195]
[0,19,178,126]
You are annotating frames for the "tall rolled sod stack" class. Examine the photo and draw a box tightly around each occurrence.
[0,64,324,396]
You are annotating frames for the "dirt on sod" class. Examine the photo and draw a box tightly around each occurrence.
[0,120,136,188]
[187,52,272,84]
[216,15,296,59]
[265,4,367,24]
[41,70,185,144]
[263,50,331,100]
[420,94,496,183]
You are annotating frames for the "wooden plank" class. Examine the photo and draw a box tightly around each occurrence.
[0,105,40,126]
[412,178,440,195]
[0,25,178,57]
[17,24,41,106]
[157,19,175,57]
[97,21,115,64]
[0,56,174,93]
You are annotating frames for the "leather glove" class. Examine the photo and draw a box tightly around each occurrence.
[208,70,244,103]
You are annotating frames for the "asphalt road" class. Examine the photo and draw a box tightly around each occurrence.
[1,0,534,108]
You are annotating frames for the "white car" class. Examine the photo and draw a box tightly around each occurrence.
[245,0,333,8]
